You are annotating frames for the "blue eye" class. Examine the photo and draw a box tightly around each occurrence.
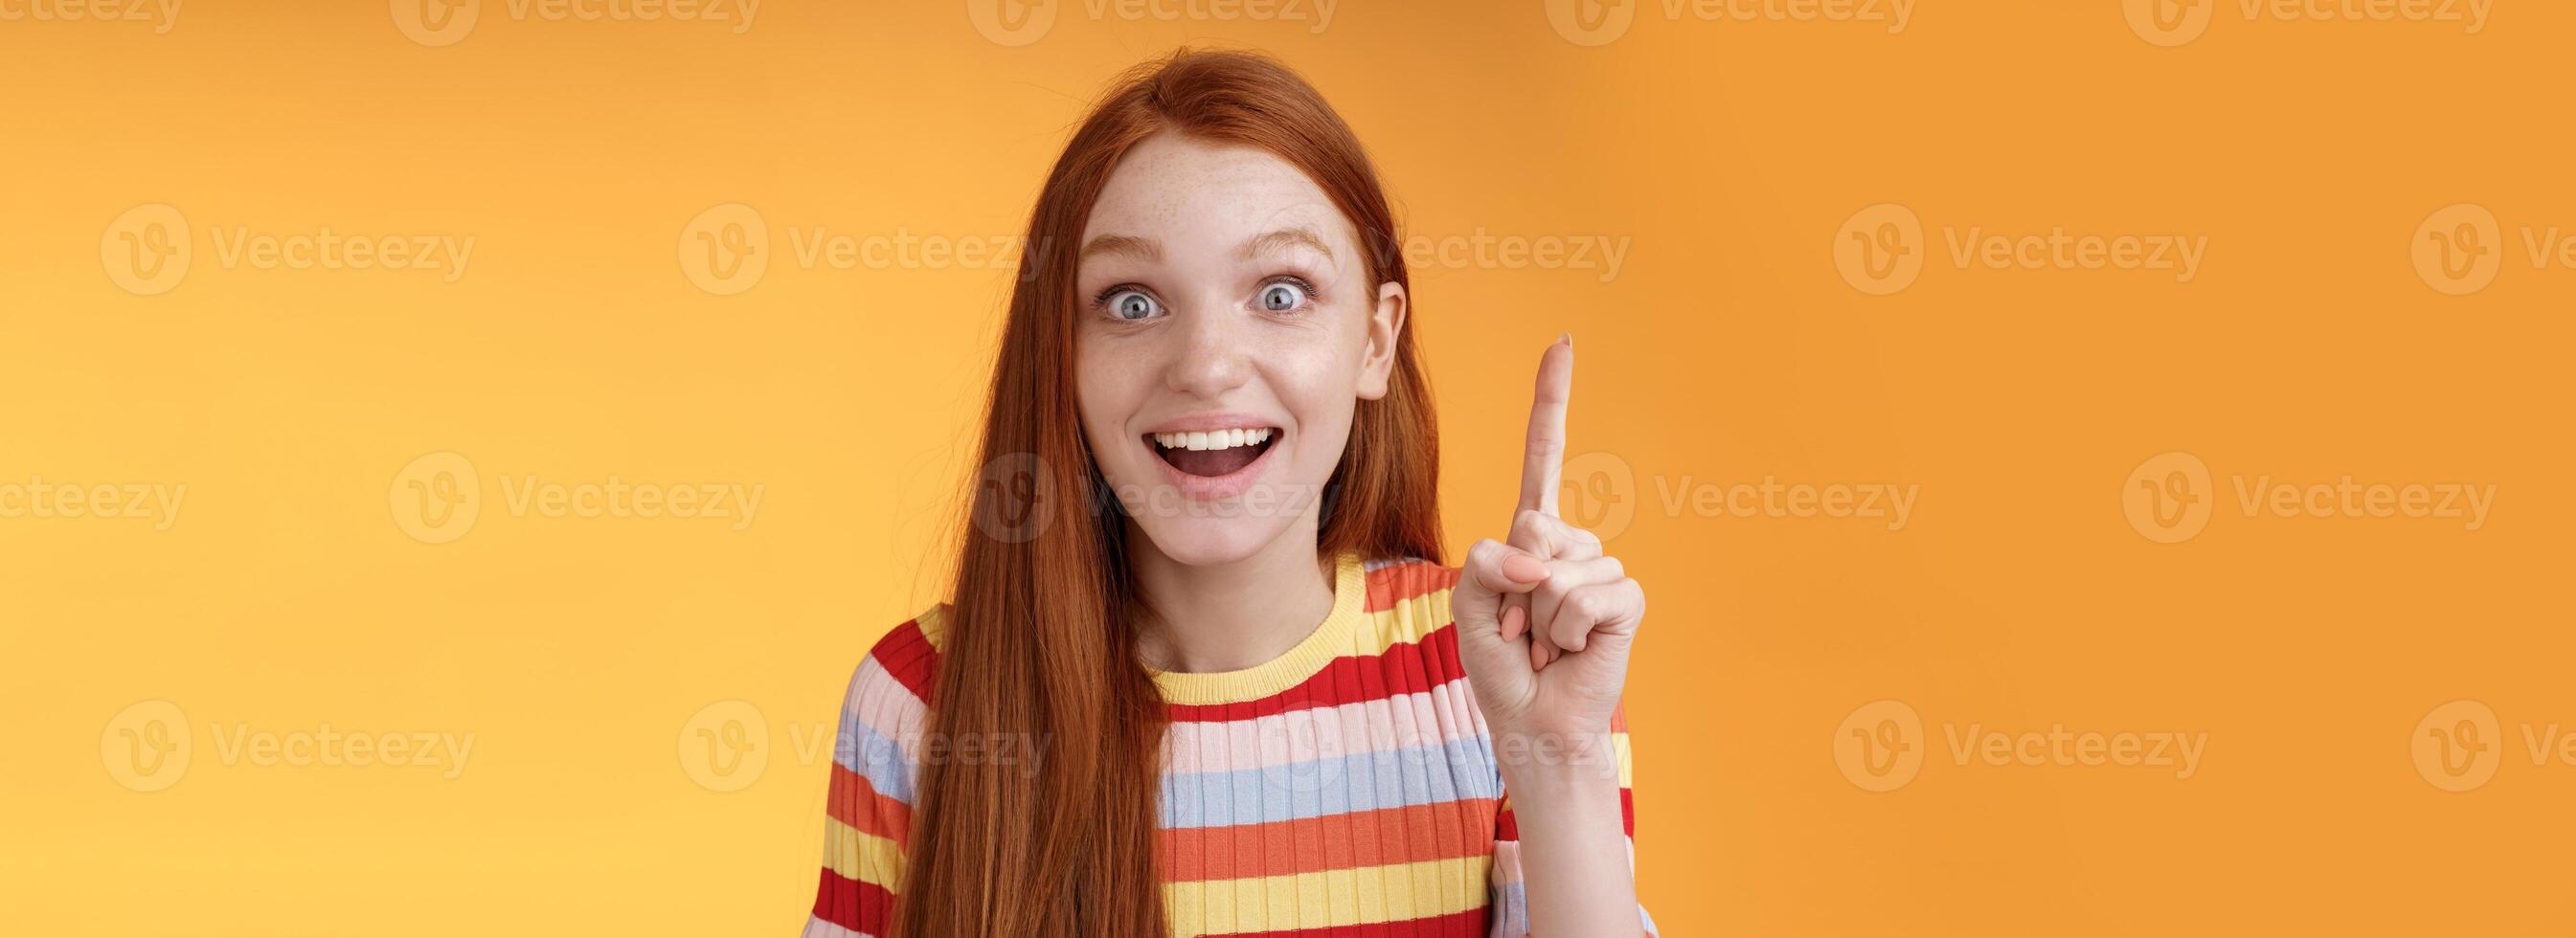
[1257,280,1308,312]
[1104,289,1161,321]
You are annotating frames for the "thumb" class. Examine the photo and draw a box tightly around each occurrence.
[1455,538,1548,636]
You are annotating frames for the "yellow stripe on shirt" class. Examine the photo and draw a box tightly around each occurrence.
[1161,855,1494,938]
[820,815,907,892]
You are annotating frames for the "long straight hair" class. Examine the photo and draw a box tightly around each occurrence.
[898,49,1445,938]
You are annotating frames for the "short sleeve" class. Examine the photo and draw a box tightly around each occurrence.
[800,611,943,938]
[1485,703,1656,937]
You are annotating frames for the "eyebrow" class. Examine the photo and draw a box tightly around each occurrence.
[1075,228,1337,265]
[1078,234,1161,262]
[1241,227,1335,263]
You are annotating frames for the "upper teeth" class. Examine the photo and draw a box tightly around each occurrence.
[1156,428,1274,451]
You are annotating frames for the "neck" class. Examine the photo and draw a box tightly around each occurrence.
[1127,522,1338,675]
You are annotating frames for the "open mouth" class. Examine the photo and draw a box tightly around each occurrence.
[1148,427,1278,479]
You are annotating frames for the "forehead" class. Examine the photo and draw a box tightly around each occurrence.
[1080,133,1355,252]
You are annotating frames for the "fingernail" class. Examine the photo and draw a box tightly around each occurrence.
[1557,332,1572,348]
[1501,605,1525,640]
[1502,553,1548,582]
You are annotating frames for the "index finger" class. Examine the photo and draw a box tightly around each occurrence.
[1517,334,1574,517]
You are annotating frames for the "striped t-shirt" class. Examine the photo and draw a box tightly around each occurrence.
[800,551,1654,937]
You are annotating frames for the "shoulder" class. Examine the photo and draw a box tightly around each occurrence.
[828,606,947,802]
[838,603,947,714]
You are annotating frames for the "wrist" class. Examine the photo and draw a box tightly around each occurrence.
[1491,726,1625,793]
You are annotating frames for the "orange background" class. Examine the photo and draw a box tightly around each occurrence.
[4,1,2572,935]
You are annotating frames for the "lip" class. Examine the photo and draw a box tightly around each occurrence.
[1141,413,1284,502]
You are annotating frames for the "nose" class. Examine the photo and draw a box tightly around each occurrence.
[1160,302,1253,400]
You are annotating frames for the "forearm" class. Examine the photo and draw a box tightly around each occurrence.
[1499,733,1642,938]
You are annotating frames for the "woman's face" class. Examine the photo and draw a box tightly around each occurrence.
[1073,132,1405,568]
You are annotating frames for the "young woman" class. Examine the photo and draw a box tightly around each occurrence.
[800,49,1654,938]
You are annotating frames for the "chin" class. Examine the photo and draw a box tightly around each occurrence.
[1126,511,1299,568]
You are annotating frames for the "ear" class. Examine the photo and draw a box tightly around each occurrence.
[1355,280,1407,400]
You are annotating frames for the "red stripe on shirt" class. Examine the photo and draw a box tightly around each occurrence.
[810,866,898,935]
[1165,624,1467,723]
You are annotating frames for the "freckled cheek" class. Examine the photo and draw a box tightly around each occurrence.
[1255,340,1361,459]
[1074,351,1149,458]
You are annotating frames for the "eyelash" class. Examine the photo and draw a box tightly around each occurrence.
[1090,275,1323,320]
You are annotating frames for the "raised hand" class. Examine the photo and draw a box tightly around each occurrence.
[1452,335,1645,738]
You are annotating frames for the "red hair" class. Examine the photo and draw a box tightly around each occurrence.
[899,48,1443,937]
